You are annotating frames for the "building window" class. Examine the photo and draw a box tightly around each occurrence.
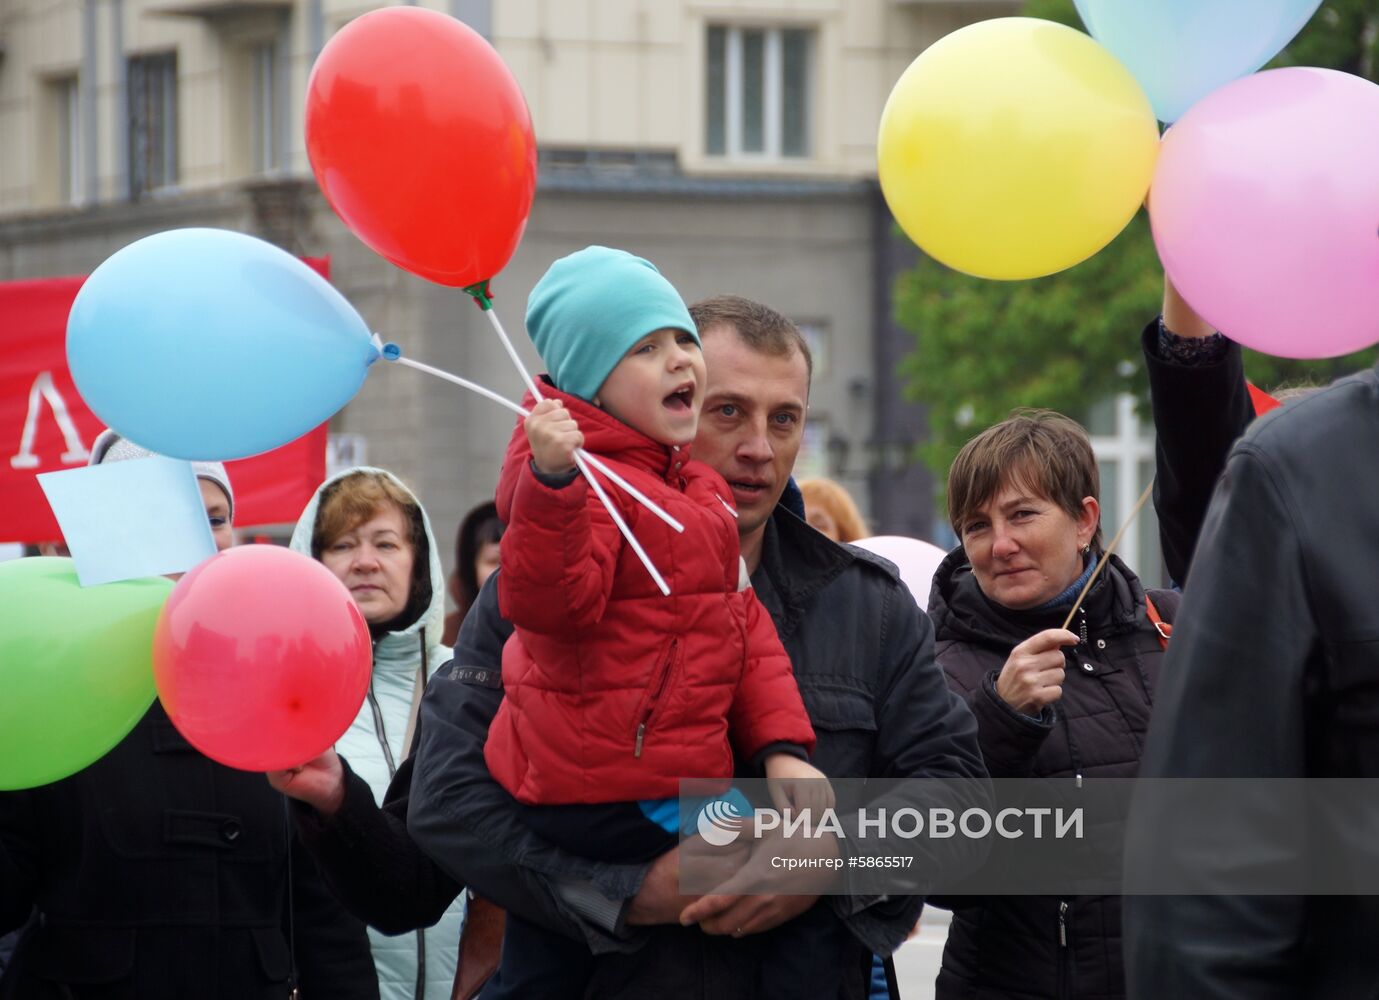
[795,415,830,481]
[250,41,280,174]
[128,52,178,198]
[1087,394,1163,585]
[706,25,813,160]
[52,76,82,205]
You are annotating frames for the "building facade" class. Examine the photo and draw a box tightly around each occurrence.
[0,0,1020,580]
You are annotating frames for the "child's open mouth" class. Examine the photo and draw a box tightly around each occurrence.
[663,385,695,412]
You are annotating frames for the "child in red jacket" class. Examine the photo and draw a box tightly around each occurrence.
[482,246,837,999]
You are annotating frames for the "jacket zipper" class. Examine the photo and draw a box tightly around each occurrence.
[367,635,432,1000]
[635,639,677,758]
[1057,900,1071,999]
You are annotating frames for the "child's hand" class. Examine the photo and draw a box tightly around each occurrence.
[525,399,584,476]
[764,753,836,819]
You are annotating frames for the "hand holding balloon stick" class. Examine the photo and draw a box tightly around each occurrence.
[379,333,680,597]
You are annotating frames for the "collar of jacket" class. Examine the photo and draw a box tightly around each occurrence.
[752,505,858,640]
[929,545,1147,648]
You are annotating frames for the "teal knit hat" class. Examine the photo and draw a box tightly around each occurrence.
[525,246,699,401]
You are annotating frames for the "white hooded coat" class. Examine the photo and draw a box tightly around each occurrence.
[290,467,463,1000]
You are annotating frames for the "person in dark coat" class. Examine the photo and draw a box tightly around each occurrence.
[1124,351,1379,998]
[0,433,378,1000]
[279,295,988,999]
[926,410,1177,1000]
[1123,258,1379,995]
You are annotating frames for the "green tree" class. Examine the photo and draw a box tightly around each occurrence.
[897,0,1379,484]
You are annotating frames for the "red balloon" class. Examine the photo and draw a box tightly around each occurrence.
[153,545,372,771]
[305,7,537,288]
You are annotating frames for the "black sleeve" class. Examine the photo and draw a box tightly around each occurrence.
[837,580,991,955]
[287,826,382,999]
[1124,443,1317,998]
[0,790,38,935]
[405,574,651,955]
[962,672,1056,779]
[291,753,461,935]
[1142,318,1253,586]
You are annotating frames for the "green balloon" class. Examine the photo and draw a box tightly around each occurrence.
[0,557,172,790]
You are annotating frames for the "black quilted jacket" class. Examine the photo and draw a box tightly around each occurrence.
[927,550,1176,1000]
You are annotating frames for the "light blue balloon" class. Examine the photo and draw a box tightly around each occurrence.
[67,228,379,461]
[1074,0,1322,123]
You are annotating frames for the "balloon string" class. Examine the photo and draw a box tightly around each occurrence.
[482,307,544,403]
[1060,480,1156,633]
[389,355,525,417]
[386,356,685,535]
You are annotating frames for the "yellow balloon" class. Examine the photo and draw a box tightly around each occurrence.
[877,17,1159,281]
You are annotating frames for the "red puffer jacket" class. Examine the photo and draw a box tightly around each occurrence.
[485,383,815,805]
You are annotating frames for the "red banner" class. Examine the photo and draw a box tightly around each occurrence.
[1,259,331,544]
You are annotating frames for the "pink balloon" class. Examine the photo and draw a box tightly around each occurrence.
[1150,68,1379,359]
[851,536,949,608]
[153,545,372,771]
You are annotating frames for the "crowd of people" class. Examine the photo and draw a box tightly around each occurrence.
[0,236,1366,1000]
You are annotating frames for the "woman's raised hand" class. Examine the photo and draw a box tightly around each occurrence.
[995,629,1079,716]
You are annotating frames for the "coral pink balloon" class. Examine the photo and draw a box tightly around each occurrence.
[153,545,372,771]
[1151,68,1379,359]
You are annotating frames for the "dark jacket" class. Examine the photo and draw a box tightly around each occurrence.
[1126,367,1379,999]
[1141,320,1253,586]
[303,506,984,999]
[927,549,1176,1000]
[0,702,378,1000]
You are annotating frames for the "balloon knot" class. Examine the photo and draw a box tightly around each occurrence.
[463,280,494,311]
[366,333,385,367]
[382,342,402,361]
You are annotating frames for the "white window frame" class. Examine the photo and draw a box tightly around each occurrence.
[1088,393,1157,578]
[250,40,279,174]
[708,25,812,161]
[55,76,82,205]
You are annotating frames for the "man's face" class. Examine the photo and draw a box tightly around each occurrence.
[694,326,810,539]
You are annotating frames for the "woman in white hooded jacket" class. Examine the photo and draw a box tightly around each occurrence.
[277,467,465,1000]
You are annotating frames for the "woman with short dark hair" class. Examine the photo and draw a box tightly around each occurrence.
[928,409,1175,1000]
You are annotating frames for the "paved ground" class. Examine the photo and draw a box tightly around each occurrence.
[890,907,950,999]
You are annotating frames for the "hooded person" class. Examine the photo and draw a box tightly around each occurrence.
[285,467,463,1000]
[0,432,378,1000]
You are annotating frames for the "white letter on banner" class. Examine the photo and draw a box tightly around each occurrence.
[1027,807,1051,839]
[930,808,956,839]
[10,372,89,469]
